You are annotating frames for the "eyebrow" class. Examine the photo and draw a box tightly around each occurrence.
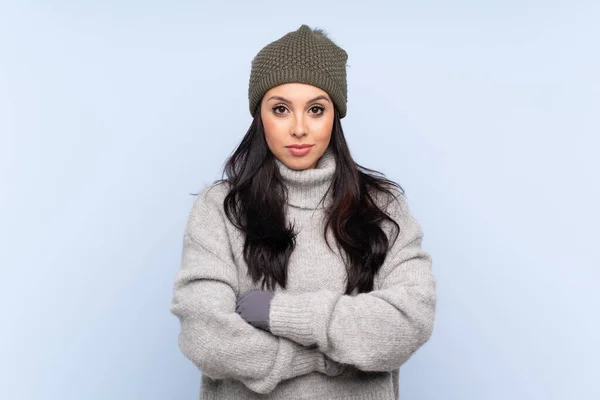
[266,95,331,104]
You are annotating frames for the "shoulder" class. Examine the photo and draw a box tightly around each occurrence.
[192,180,231,212]
[199,179,230,202]
[186,180,232,235]
[368,184,411,220]
[369,184,423,242]
[182,180,238,266]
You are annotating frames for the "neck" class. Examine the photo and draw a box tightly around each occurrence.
[274,148,336,210]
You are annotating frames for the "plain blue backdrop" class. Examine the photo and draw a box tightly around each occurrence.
[1,1,598,399]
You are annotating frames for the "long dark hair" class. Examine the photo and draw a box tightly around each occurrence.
[213,106,402,295]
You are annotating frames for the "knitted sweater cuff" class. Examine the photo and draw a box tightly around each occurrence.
[287,342,326,377]
[269,290,342,350]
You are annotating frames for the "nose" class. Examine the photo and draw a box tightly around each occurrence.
[291,113,308,138]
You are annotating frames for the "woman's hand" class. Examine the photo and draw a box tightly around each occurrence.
[237,290,346,376]
[323,355,346,376]
[236,290,274,332]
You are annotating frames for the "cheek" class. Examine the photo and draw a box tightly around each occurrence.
[261,114,284,146]
[262,119,274,135]
[312,115,334,140]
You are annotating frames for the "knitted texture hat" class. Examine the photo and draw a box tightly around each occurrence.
[248,24,349,118]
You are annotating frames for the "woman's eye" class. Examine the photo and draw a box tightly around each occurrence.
[310,106,324,115]
[273,106,287,114]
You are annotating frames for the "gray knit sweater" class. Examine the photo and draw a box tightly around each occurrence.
[170,148,436,399]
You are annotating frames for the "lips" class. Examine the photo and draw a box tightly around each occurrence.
[286,145,313,156]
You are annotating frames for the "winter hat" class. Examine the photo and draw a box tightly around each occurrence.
[248,24,349,118]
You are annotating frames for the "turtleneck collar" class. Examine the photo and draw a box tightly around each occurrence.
[274,147,337,210]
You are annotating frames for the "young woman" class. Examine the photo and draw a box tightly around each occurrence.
[170,24,436,400]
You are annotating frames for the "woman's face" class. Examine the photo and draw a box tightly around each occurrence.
[260,83,334,170]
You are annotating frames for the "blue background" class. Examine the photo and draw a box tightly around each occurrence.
[1,1,599,399]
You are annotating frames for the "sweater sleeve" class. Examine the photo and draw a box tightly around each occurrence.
[268,191,436,372]
[170,184,326,394]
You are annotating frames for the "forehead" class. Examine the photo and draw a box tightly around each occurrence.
[264,83,330,101]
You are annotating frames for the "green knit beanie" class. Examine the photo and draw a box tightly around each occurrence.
[248,24,349,118]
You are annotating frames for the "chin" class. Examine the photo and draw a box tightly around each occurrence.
[284,156,316,171]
